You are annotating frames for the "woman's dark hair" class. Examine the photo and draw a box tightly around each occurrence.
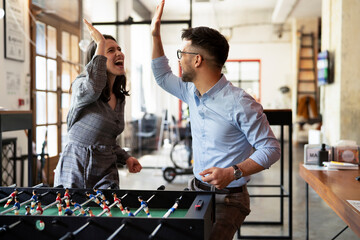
[181,27,229,70]
[86,34,129,103]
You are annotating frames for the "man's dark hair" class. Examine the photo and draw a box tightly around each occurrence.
[85,34,129,103]
[181,27,229,69]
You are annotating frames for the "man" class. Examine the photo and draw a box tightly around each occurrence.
[13,197,20,215]
[64,188,70,208]
[138,196,151,218]
[151,1,281,239]
[85,191,101,205]
[125,207,134,217]
[30,190,38,214]
[63,203,74,216]
[112,192,125,214]
[25,205,31,216]
[36,201,43,215]
[71,199,86,216]
[56,191,62,216]
[3,189,18,208]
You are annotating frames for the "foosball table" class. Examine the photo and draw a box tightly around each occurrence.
[0,186,214,240]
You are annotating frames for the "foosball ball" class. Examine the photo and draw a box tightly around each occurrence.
[0,185,214,240]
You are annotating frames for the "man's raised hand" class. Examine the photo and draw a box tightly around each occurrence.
[151,0,165,37]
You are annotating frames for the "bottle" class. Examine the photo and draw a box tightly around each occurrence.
[318,144,328,166]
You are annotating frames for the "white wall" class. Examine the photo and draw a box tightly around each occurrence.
[0,0,31,111]
[229,42,292,109]
[0,0,31,185]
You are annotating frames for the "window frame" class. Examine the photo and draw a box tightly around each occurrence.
[225,59,261,103]
[30,1,82,184]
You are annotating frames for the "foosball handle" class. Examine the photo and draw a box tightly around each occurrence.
[0,225,9,234]
[51,218,68,227]
[108,183,118,189]
[59,232,75,240]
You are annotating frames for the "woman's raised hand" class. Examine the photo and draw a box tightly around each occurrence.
[83,19,105,45]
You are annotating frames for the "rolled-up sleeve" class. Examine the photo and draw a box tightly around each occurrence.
[236,93,281,169]
[151,56,189,103]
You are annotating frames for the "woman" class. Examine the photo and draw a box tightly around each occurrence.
[54,19,142,189]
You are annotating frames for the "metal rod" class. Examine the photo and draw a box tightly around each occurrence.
[92,20,191,26]
[149,194,184,239]
[331,226,348,240]
[306,183,309,240]
[107,185,165,240]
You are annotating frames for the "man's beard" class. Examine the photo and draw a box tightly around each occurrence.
[181,68,196,83]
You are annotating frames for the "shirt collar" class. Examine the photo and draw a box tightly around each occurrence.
[194,74,228,97]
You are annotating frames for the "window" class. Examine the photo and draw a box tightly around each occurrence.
[223,60,261,102]
[31,1,81,184]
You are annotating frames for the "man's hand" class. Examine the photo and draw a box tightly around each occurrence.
[126,157,142,173]
[199,167,234,189]
[151,0,165,37]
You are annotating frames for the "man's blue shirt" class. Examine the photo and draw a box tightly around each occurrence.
[152,56,281,187]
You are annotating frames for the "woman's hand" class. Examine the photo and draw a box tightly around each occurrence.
[151,0,165,37]
[126,156,142,173]
[83,19,106,56]
[83,19,105,45]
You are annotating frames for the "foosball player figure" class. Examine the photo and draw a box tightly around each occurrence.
[112,192,125,214]
[30,190,38,214]
[63,203,74,216]
[71,199,86,216]
[138,196,151,218]
[36,201,43,215]
[13,197,20,215]
[85,191,101,205]
[64,188,71,208]
[4,189,18,208]
[125,207,134,217]
[84,207,94,217]
[101,201,112,217]
[56,191,62,216]
[94,188,109,205]
[25,205,31,216]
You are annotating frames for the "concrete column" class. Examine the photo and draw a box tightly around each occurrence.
[321,0,360,145]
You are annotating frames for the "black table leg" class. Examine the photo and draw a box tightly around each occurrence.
[306,182,309,240]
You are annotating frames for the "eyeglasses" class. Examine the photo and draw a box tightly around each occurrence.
[177,49,199,59]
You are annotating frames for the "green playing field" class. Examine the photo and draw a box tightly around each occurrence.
[0,203,188,218]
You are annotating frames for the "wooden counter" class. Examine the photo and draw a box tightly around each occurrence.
[299,163,360,238]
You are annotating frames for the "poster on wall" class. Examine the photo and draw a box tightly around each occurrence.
[6,71,20,94]
[3,0,25,61]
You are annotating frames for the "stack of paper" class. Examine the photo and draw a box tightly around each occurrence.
[324,161,359,170]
